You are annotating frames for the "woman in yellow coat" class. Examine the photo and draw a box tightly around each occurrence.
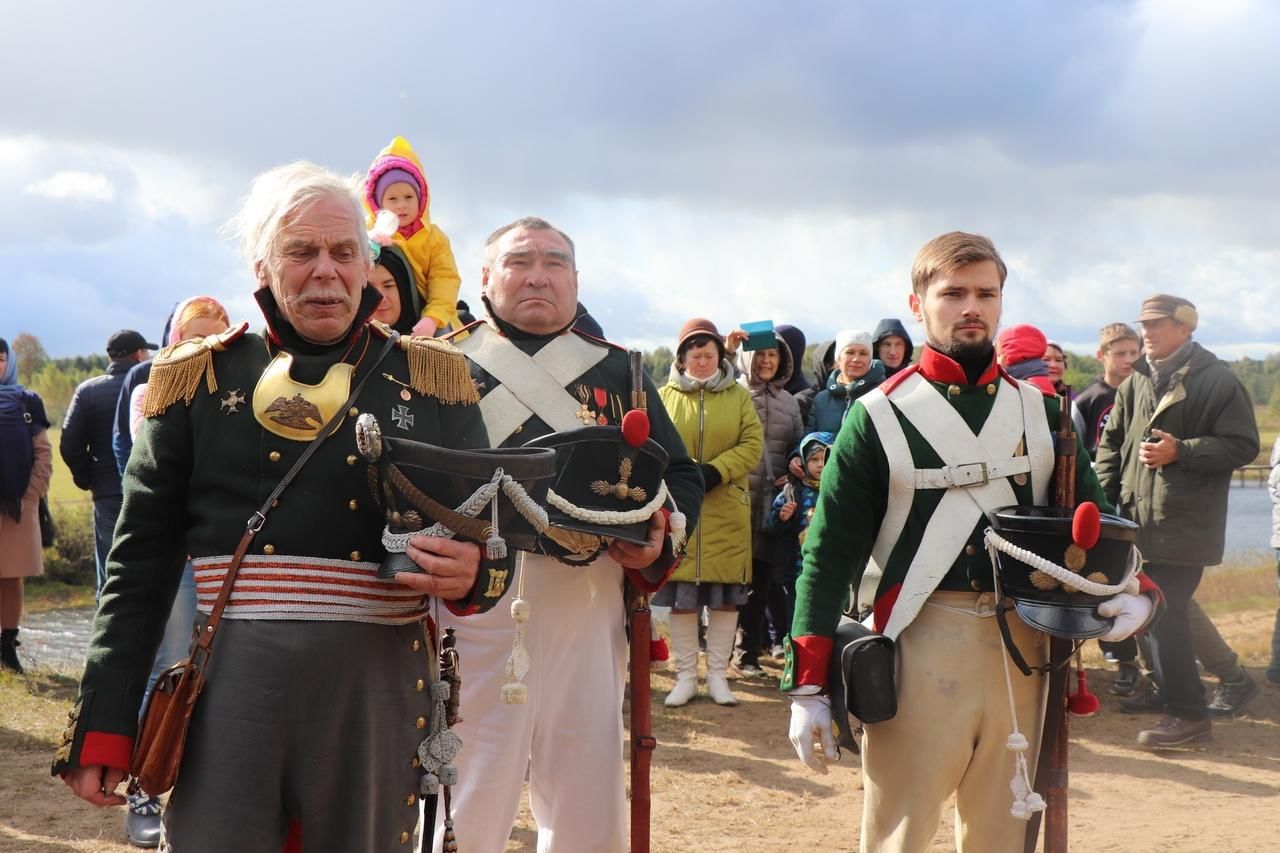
[656,318,763,707]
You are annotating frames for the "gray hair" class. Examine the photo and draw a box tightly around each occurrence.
[223,161,371,277]
[484,216,576,267]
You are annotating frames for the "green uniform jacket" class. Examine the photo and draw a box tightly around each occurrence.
[659,361,763,585]
[782,348,1107,691]
[53,292,502,778]
[1095,341,1259,567]
[454,320,703,589]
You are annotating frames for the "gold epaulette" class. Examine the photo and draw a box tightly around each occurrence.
[142,321,249,417]
[370,321,480,405]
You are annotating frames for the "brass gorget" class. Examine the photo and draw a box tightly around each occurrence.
[252,351,355,441]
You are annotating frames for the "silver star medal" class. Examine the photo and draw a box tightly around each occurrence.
[221,389,246,414]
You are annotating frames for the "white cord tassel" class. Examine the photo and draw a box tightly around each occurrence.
[989,536,1047,820]
[502,554,531,705]
[486,491,507,560]
[668,504,687,552]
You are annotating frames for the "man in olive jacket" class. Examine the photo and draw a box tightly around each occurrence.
[1096,294,1260,748]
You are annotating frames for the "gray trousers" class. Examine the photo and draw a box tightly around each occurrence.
[162,619,432,852]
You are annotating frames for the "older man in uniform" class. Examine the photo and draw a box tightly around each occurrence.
[784,232,1157,852]
[55,162,506,852]
[435,216,702,852]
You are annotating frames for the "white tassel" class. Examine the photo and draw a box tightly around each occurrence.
[668,509,687,552]
[501,558,531,705]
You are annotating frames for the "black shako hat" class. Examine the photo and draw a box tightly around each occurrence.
[523,410,670,549]
[987,504,1139,640]
[355,414,558,578]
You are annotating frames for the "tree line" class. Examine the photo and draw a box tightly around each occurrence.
[10,332,1279,428]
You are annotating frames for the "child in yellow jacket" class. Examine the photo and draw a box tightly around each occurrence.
[363,136,461,336]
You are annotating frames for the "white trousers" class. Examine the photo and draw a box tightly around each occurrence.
[860,591,1047,853]
[434,553,629,853]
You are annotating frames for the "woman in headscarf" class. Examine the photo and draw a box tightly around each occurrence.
[656,318,763,706]
[368,245,423,335]
[0,337,53,673]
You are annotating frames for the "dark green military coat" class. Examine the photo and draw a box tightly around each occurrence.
[53,293,503,776]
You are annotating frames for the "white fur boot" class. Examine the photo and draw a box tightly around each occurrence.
[705,609,740,706]
[664,611,700,707]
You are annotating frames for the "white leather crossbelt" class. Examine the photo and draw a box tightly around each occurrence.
[913,457,1033,490]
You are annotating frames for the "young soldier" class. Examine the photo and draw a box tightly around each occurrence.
[784,232,1157,852]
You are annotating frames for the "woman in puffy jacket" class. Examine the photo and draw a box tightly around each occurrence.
[733,330,803,676]
[655,318,763,707]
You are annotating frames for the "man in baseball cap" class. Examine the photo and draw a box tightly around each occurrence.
[1096,292,1261,747]
[105,329,159,358]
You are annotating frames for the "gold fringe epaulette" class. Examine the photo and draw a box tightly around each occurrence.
[142,321,249,417]
[370,321,479,405]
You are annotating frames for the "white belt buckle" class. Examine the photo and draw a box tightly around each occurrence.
[952,462,989,488]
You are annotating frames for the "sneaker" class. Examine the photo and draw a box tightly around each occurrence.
[769,644,785,660]
[1136,715,1212,749]
[1118,682,1163,714]
[738,663,764,677]
[1208,670,1260,717]
[1108,661,1142,697]
[125,793,163,848]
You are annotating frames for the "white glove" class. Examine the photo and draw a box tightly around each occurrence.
[1097,592,1154,642]
[788,694,838,774]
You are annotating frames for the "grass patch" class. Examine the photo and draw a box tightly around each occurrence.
[45,427,91,507]
[23,579,96,614]
[1198,553,1277,615]
[0,668,81,751]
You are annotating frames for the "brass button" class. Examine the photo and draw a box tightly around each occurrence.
[263,544,276,555]
[272,499,279,508]
[415,679,425,692]
[965,544,976,557]
[348,407,359,417]
[970,579,982,591]
[400,831,410,845]
[415,716,426,730]
[391,511,402,525]
[947,384,961,397]
[513,425,522,434]
[346,454,358,466]
[350,551,361,561]
[411,756,421,768]
[412,640,421,652]
[269,450,282,462]
[986,383,996,395]
[349,499,359,511]
[405,793,416,806]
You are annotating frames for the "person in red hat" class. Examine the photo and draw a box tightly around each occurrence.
[994,323,1056,396]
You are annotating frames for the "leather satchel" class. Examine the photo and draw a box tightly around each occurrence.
[37,496,56,548]
[128,334,398,796]
[828,616,897,751]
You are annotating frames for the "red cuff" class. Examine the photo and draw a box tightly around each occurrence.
[623,509,679,594]
[80,732,133,773]
[443,600,481,617]
[791,635,834,688]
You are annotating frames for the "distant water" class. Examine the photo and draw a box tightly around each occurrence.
[1223,481,1274,561]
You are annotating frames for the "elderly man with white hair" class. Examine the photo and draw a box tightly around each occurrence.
[55,161,505,851]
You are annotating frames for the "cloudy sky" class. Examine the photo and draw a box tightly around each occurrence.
[3,0,1278,361]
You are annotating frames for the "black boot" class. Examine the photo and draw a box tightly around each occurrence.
[1,628,23,674]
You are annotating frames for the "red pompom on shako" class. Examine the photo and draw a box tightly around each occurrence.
[1071,501,1101,551]
[621,409,650,449]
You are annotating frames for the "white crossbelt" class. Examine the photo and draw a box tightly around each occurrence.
[455,323,608,445]
[858,373,1053,640]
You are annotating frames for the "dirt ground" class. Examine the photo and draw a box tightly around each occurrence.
[3,610,1277,853]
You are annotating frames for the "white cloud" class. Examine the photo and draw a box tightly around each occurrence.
[24,170,116,203]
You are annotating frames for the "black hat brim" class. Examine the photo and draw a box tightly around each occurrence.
[1010,598,1113,640]
[543,514,651,547]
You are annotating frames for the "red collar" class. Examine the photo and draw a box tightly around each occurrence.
[917,346,1002,387]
